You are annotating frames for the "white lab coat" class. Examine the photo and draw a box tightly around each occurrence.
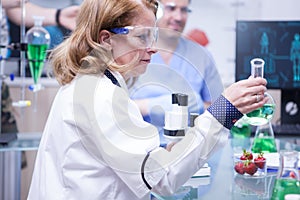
[28,71,229,200]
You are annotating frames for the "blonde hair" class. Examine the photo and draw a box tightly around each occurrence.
[50,0,158,85]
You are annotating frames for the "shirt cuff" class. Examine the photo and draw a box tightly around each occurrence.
[207,95,243,129]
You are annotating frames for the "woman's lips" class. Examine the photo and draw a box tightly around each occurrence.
[141,59,151,63]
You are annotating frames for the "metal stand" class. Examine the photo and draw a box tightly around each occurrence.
[0,74,6,133]
[0,151,22,200]
[0,0,3,133]
[0,1,28,199]
[20,0,26,102]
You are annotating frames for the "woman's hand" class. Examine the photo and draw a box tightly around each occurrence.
[223,77,268,114]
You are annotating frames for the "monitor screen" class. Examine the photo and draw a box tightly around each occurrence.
[235,20,300,89]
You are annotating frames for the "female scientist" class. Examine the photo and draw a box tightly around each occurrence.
[28,0,268,199]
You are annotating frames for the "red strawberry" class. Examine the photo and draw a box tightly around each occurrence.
[240,149,253,161]
[254,153,266,169]
[243,161,258,175]
[234,162,245,175]
[289,171,297,179]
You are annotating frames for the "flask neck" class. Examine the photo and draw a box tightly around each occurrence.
[33,16,44,27]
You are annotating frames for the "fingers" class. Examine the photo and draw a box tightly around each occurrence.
[245,77,267,89]
[254,93,269,103]
[253,93,269,104]
[248,86,266,99]
[255,94,261,103]
[223,77,269,114]
[236,94,269,114]
[223,80,267,104]
[239,77,267,97]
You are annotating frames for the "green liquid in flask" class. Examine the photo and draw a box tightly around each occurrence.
[271,179,300,200]
[246,103,275,126]
[251,136,277,153]
[27,44,48,84]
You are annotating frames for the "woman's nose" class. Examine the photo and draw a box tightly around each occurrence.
[147,45,158,55]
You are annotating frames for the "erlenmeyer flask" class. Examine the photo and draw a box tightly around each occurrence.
[251,121,277,153]
[25,16,50,91]
[243,58,276,126]
[271,150,300,200]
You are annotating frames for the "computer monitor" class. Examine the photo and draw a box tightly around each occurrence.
[235,20,300,124]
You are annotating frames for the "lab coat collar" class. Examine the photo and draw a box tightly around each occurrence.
[107,70,129,94]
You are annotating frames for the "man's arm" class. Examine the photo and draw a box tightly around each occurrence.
[2,0,28,9]
[6,3,79,30]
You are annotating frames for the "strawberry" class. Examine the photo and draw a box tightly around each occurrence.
[234,162,245,175]
[240,149,253,161]
[254,152,266,169]
[243,161,258,175]
[289,171,297,179]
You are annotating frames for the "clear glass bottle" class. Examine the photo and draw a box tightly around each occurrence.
[251,121,277,153]
[25,16,50,86]
[271,150,300,200]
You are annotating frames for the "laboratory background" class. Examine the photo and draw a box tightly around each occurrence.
[0,0,300,199]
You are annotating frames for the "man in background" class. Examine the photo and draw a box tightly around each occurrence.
[129,1,226,192]
[130,0,224,141]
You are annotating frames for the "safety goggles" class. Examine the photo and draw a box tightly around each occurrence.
[109,26,159,48]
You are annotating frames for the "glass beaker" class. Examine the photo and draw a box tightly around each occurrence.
[271,150,300,200]
[233,174,269,198]
[243,58,276,126]
[251,121,277,153]
[25,16,50,91]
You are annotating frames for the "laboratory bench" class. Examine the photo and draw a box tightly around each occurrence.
[0,133,299,200]
[152,137,300,200]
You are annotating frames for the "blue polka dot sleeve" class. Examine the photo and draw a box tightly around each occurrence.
[207,95,243,129]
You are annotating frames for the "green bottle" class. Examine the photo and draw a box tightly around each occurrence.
[27,44,48,84]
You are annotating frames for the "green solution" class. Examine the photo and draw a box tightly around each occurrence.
[27,44,48,84]
[271,179,300,200]
[246,104,275,126]
[251,136,277,153]
[231,123,251,138]
[231,122,251,151]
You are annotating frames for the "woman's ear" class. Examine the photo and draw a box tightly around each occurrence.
[99,30,112,48]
